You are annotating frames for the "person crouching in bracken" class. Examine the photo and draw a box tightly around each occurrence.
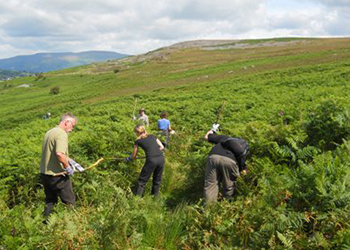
[203,124,249,203]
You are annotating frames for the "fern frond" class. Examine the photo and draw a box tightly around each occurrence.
[277,231,293,249]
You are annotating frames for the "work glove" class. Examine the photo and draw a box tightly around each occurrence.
[65,165,75,176]
[124,154,133,163]
[211,123,220,133]
[69,159,85,172]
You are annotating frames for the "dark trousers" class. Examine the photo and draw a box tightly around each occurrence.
[41,174,75,217]
[160,130,170,148]
[136,156,165,197]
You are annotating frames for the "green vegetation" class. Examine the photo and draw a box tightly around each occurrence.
[0,38,350,249]
[50,86,60,95]
[0,69,31,80]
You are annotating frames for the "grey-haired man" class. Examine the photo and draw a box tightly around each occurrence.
[39,113,78,217]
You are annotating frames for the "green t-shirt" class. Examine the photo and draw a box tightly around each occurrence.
[39,126,68,175]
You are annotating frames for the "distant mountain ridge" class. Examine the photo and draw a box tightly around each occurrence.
[0,51,129,73]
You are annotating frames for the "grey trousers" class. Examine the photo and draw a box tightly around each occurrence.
[204,154,239,203]
[160,130,170,148]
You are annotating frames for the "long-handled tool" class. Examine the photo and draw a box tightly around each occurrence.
[104,156,146,161]
[215,100,226,124]
[53,158,105,176]
[53,155,148,177]
[84,158,105,171]
[132,98,138,120]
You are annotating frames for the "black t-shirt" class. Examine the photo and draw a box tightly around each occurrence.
[135,135,163,158]
[208,134,237,162]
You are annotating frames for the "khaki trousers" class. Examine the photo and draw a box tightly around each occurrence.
[204,154,239,203]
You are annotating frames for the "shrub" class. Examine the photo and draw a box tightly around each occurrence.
[305,99,350,150]
[34,72,44,81]
[50,86,60,95]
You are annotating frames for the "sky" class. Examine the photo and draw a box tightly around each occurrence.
[0,0,349,59]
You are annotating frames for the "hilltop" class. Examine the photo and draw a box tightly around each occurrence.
[0,50,129,73]
[0,37,350,250]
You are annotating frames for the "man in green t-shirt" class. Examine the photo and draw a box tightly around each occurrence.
[39,113,78,218]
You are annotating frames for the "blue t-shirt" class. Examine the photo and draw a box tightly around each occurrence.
[158,119,170,130]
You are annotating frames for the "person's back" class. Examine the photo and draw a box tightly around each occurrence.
[221,137,249,172]
[158,118,170,131]
[157,111,173,147]
[207,133,237,163]
[135,134,163,158]
[158,111,171,130]
[129,125,165,197]
[40,126,68,175]
[221,138,249,157]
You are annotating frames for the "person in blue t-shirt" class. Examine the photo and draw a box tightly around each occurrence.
[157,111,174,147]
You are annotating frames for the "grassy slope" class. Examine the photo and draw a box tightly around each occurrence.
[1,37,350,197]
[1,38,349,129]
[1,38,350,249]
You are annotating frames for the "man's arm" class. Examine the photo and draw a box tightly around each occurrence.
[131,144,138,159]
[55,132,69,168]
[204,130,214,141]
[156,139,165,151]
[167,120,172,131]
[56,152,69,168]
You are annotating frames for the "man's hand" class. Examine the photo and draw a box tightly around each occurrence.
[69,159,84,172]
[211,123,220,133]
[65,165,74,175]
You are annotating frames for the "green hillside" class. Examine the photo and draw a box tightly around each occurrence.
[0,69,31,80]
[1,38,350,249]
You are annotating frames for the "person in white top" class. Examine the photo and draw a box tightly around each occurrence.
[137,108,149,126]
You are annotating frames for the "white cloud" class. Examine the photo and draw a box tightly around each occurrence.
[0,0,349,59]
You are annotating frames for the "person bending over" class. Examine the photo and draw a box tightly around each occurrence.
[125,124,165,197]
[203,124,248,203]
